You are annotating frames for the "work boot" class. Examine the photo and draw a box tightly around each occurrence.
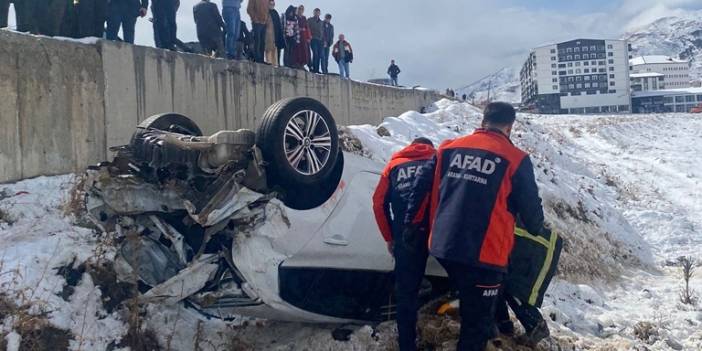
[525,319,550,346]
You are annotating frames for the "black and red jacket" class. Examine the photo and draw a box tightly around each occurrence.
[404,129,546,271]
[372,143,436,242]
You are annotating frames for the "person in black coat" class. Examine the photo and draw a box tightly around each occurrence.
[269,3,285,66]
[193,0,225,57]
[106,0,148,44]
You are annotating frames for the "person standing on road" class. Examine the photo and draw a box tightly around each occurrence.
[152,0,178,50]
[388,59,401,86]
[321,13,333,74]
[282,5,298,68]
[373,138,436,351]
[307,8,323,73]
[221,0,241,59]
[247,0,268,63]
[106,0,148,44]
[332,34,352,79]
[193,0,225,57]
[267,0,284,66]
[405,102,549,351]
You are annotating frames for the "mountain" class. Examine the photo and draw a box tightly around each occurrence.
[456,67,521,105]
[461,13,702,105]
[624,12,702,80]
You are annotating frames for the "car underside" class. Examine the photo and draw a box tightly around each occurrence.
[81,97,448,323]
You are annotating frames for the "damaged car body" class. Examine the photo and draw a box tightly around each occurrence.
[83,97,448,323]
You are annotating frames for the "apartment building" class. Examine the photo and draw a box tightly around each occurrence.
[521,39,631,114]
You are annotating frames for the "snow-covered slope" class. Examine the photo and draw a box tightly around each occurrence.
[1,100,701,350]
[456,67,521,105]
[625,12,702,80]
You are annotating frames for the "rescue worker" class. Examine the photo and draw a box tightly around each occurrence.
[372,137,436,351]
[404,102,549,351]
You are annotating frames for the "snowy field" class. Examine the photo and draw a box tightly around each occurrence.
[1,100,701,350]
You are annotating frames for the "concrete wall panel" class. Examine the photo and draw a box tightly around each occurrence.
[0,31,442,183]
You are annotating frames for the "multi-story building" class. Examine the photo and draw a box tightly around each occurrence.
[630,72,665,92]
[629,55,691,89]
[521,39,631,114]
[632,87,702,113]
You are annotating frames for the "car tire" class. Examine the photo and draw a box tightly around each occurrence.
[138,113,203,136]
[257,97,341,210]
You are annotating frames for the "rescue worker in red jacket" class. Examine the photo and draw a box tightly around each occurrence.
[404,102,548,351]
[372,137,436,351]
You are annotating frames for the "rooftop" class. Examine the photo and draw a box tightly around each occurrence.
[630,72,665,78]
[632,87,702,98]
[630,55,688,66]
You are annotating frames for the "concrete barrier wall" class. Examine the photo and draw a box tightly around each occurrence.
[0,31,442,183]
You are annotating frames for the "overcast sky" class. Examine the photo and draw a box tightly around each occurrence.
[7,0,702,89]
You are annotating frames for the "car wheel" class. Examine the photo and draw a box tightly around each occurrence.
[257,97,341,210]
[138,113,203,136]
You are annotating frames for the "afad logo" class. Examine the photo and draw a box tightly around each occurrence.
[449,154,501,175]
[397,165,420,182]
[482,288,499,297]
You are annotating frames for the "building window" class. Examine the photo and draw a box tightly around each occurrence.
[568,69,574,74]
[574,54,581,60]
[608,59,614,64]
[600,75,607,81]
[592,82,599,88]
[584,83,591,88]
[583,54,589,59]
[609,74,615,79]
[572,91,581,96]
[559,64,566,68]
[569,84,575,89]
[599,68,606,73]
[576,84,582,89]
[551,56,557,61]
[576,69,582,75]
[609,67,614,71]
[592,61,597,65]
[607,44,613,49]
[567,55,573,60]
[568,62,573,67]
[696,95,702,102]
[567,77,574,82]
[599,61,605,65]
[566,48,573,53]
[584,76,591,81]
[552,71,557,75]
[574,47,580,53]
[609,81,615,86]
[552,63,557,68]
[598,53,606,58]
[686,95,695,102]
[590,45,597,51]
[608,52,614,57]
[553,78,558,83]
[550,49,556,53]
[583,46,589,52]
[584,69,590,73]
[584,61,589,66]
[559,71,566,75]
[587,90,597,95]
[575,62,581,67]
[553,85,559,90]
[609,90,617,93]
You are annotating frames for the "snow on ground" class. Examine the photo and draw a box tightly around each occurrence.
[0,100,701,350]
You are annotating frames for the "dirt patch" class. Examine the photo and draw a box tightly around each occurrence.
[0,208,16,226]
[339,127,372,158]
[18,324,72,351]
[87,261,137,314]
[54,258,86,302]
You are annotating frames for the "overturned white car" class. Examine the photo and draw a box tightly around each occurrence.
[83,97,448,323]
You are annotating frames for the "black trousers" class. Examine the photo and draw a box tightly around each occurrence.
[152,0,177,49]
[495,292,545,334]
[251,22,266,63]
[393,228,429,351]
[438,259,504,351]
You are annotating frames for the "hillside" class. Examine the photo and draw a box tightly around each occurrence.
[625,12,702,80]
[456,67,521,105]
